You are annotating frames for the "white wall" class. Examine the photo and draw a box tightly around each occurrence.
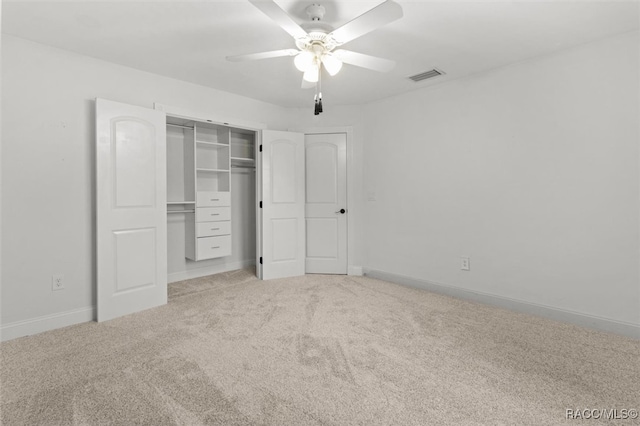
[0,35,290,333]
[362,31,640,328]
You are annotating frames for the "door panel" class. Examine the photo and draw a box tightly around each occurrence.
[305,133,347,274]
[271,142,298,203]
[96,98,167,321]
[261,130,305,280]
[272,218,299,261]
[114,228,156,293]
[306,218,339,258]
[306,143,338,204]
[113,119,156,207]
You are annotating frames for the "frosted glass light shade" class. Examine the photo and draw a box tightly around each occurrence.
[303,63,319,83]
[322,53,343,76]
[294,51,315,72]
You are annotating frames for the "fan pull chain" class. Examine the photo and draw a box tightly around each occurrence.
[314,64,324,115]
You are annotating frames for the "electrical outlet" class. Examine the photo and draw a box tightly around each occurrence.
[461,257,470,271]
[52,274,64,291]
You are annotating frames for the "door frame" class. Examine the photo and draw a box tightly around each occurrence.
[292,126,357,275]
[154,103,266,280]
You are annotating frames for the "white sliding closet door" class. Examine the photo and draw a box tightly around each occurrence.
[96,98,167,321]
[261,130,305,280]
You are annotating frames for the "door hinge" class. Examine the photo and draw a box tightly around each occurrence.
[259,201,262,208]
[260,257,263,265]
[259,144,262,152]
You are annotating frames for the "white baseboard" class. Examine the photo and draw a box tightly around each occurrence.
[1,306,95,342]
[168,259,256,283]
[348,265,363,276]
[363,268,640,340]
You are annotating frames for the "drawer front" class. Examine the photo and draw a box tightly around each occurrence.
[197,191,230,207]
[197,235,231,260]
[196,207,231,222]
[196,221,231,237]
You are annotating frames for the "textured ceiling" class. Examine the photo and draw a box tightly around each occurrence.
[3,0,639,108]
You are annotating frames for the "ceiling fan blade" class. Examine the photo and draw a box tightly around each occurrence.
[333,49,396,73]
[226,49,299,62]
[249,0,308,40]
[330,1,403,45]
[301,75,315,89]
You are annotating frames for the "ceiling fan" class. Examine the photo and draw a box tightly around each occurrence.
[227,0,403,113]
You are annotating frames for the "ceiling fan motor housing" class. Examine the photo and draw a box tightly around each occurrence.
[296,32,338,53]
[300,3,334,39]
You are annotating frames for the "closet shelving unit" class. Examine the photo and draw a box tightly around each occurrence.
[166,116,256,262]
[192,122,232,260]
[167,118,195,215]
[230,127,256,167]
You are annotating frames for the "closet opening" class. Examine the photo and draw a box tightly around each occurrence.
[165,115,258,284]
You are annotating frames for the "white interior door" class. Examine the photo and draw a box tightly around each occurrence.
[261,130,305,280]
[96,98,167,322]
[305,133,347,274]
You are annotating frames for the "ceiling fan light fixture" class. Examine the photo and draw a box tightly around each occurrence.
[322,53,342,76]
[294,51,315,72]
[303,62,320,83]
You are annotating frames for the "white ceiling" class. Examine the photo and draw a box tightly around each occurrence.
[3,0,639,108]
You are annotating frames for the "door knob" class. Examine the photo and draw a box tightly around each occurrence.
[335,208,346,214]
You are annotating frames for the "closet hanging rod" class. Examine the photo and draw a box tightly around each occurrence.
[167,123,194,130]
[167,210,195,214]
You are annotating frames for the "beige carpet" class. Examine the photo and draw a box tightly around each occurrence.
[1,269,639,425]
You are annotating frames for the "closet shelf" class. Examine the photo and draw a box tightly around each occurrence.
[167,123,194,130]
[197,168,229,173]
[231,157,255,163]
[196,141,229,147]
[167,209,195,214]
[167,201,196,205]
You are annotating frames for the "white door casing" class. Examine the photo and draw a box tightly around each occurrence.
[96,98,167,321]
[305,133,348,274]
[261,130,305,280]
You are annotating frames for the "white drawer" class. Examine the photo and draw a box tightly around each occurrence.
[196,207,231,222]
[196,221,231,237]
[197,191,230,207]
[197,235,231,259]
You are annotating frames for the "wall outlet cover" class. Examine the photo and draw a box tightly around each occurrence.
[52,275,64,291]
[461,257,470,271]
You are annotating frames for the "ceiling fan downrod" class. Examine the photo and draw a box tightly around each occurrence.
[306,4,325,22]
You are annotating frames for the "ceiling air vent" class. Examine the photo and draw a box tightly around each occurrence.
[408,68,445,82]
